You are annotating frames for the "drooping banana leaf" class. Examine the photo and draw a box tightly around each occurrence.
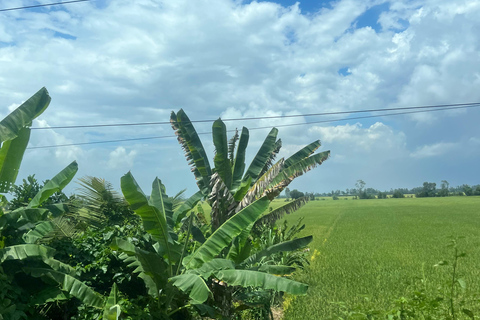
[237,159,284,210]
[183,197,269,269]
[258,138,282,178]
[171,110,212,194]
[111,238,167,297]
[231,127,249,192]
[240,236,313,267]
[228,129,239,165]
[22,216,81,244]
[169,273,212,304]
[283,140,321,168]
[0,87,50,142]
[28,161,78,208]
[0,128,30,192]
[215,269,308,295]
[0,88,51,192]
[209,173,237,230]
[256,265,296,275]
[242,128,278,185]
[265,151,330,198]
[212,119,232,189]
[0,207,50,231]
[23,267,104,308]
[191,258,235,278]
[103,283,121,320]
[0,243,56,264]
[252,196,310,231]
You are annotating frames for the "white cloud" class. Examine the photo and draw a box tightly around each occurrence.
[107,147,137,169]
[410,142,457,159]
[1,0,479,193]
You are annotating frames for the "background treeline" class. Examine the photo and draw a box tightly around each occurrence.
[284,180,480,200]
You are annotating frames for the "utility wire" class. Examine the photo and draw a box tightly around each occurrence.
[30,102,480,130]
[26,105,472,150]
[0,0,92,12]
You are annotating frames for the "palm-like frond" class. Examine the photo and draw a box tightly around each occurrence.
[237,159,285,212]
[252,196,310,232]
[76,176,124,215]
[242,128,279,185]
[209,173,237,231]
[258,138,282,178]
[264,151,330,199]
[228,129,239,165]
[170,110,212,194]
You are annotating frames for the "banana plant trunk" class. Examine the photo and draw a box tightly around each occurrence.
[211,282,235,318]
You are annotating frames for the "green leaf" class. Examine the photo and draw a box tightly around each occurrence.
[103,283,121,320]
[241,236,312,266]
[184,197,269,269]
[171,110,212,194]
[169,274,212,304]
[212,119,233,189]
[266,151,330,197]
[242,128,278,185]
[121,174,174,265]
[231,127,249,192]
[257,265,296,275]
[28,161,78,208]
[23,267,104,308]
[253,197,310,230]
[462,308,474,319]
[215,269,308,295]
[0,87,50,142]
[193,258,235,278]
[0,244,55,264]
[0,128,31,192]
[284,140,321,168]
[23,221,57,244]
[173,190,203,225]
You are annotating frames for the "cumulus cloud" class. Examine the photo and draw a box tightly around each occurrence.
[1,0,479,192]
[107,146,137,169]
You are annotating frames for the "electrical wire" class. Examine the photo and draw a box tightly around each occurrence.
[0,0,92,12]
[26,104,473,150]
[30,102,480,130]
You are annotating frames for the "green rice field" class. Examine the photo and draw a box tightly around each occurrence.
[281,196,480,319]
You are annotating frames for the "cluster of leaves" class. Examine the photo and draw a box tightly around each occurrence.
[0,89,332,320]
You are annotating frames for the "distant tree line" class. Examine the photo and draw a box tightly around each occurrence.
[283,180,480,200]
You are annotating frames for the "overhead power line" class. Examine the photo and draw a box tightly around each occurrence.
[0,0,92,13]
[26,105,474,150]
[30,102,480,130]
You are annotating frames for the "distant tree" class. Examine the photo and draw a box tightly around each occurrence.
[463,184,473,196]
[377,191,387,199]
[356,180,366,192]
[285,187,291,199]
[416,182,437,197]
[290,189,305,199]
[474,185,480,196]
[392,189,405,198]
[438,180,449,197]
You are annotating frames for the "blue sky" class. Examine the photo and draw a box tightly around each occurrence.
[1,0,479,196]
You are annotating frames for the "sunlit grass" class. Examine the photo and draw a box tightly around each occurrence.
[282,196,480,319]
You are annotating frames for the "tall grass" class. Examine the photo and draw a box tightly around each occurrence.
[282,197,480,319]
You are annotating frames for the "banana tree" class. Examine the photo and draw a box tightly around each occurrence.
[114,173,312,318]
[170,109,330,231]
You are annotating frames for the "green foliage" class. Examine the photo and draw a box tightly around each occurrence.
[289,189,304,200]
[416,182,437,197]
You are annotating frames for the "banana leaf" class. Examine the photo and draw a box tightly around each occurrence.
[23,267,104,308]
[0,128,30,192]
[242,128,278,185]
[0,87,50,142]
[183,197,269,269]
[231,127,249,192]
[215,269,308,295]
[103,283,121,320]
[170,273,212,304]
[283,140,321,168]
[240,236,313,267]
[28,161,78,208]
[212,119,232,189]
